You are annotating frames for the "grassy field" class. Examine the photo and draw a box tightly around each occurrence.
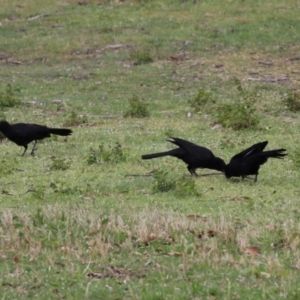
[1,0,300,299]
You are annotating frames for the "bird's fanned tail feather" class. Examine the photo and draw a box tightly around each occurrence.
[48,128,72,136]
[262,148,287,159]
[141,151,170,159]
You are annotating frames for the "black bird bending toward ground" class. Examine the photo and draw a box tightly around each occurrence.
[141,137,226,176]
[225,141,287,182]
[0,120,72,156]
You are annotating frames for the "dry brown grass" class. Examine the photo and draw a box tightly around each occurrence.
[2,203,299,263]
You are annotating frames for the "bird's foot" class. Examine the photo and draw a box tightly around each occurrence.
[30,149,37,156]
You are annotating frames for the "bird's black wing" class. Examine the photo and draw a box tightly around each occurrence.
[167,137,214,161]
[11,123,49,138]
[244,148,287,166]
[229,141,268,164]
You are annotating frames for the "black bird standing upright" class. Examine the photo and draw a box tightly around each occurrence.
[141,137,226,176]
[225,141,287,182]
[0,120,72,156]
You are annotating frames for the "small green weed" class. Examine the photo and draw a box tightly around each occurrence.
[152,170,176,193]
[152,170,199,197]
[174,175,199,197]
[219,136,235,149]
[291,148,300,169]
[283,90,300,112]
[63,111,88,127]
[29,186,46,201]
[130,48,153,65]
[50,157,71,171]
[0,84,21,108]
[32,208,45,227]
[233,78,258,102]
[87,147,100,165]
[164,128,176,137]
[216,101,259,130]
[88,142,126,164]
[124,94,150,118]
[0,157,18,174]
[189,88,215,112]
[49,181,80,196]
[217,101,259,130]
[216,78,259,130]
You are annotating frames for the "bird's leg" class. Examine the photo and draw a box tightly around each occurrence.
[30,140,38,156]
[254,174,258,182]
[21,145,28,157]
[188,166,198,176]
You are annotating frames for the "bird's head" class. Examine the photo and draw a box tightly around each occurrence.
[224,165,232,179]
[215,157,226,173]
[0,120,10,131]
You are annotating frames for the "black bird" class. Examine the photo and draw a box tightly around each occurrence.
[225,141,287,182]
[0,120,72,156]
[141,137,226,176]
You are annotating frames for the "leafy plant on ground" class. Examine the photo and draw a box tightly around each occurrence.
[130,47,153,65]
[152,170,199,196]
[189,88,215,112]
[123,94,150,118]
[174,174,199,197]
[219,136,235,149]
[50,157,71,171]
[30,186,46,200]
[49,181,80,196]
[283,90,300,112]
[291,148,300,169]
[0,157,18,175]
[63,110,88,127]
[88,142,126,164]
[87,147,100,165]
[216,78,259,130]
[152,170,176,193]
[164,128,176,137]
[0,84,21,108]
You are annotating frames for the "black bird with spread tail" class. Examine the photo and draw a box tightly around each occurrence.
[225,141,287,182]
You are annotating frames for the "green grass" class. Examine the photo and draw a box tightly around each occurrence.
[1,0,300,298]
